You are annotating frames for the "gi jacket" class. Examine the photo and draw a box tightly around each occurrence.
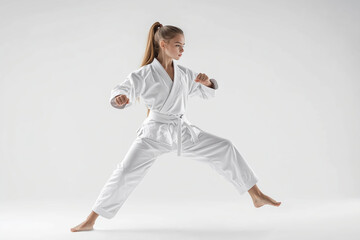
[109,57,219,150]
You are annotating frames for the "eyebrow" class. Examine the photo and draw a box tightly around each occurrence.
[175,42,185,45]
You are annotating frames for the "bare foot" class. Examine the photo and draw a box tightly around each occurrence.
[70,220,95,232]
[252,193,281,208]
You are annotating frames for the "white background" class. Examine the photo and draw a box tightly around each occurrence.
[1,0,359,208]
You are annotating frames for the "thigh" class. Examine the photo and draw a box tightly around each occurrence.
[118,137,173,171]
[181,128,234,162]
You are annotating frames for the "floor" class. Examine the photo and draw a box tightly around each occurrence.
[1,197,359,240]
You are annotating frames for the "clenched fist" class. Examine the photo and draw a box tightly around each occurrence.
[115,94,129,107]
[195,73,213,88]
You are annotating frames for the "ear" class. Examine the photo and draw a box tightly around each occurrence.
[160,40,166,49]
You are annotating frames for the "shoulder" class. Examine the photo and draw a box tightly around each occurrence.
[176,63,189,72]
[177,63,198,81]
[127,64,152,81]
[176,63,196,76]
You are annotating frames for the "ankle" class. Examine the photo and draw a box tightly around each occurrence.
[85,218,96,224]
[249,190,263,199]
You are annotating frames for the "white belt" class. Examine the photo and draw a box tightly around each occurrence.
[144,111,199,156]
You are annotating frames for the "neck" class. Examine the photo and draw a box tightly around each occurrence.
[156,55,173,70]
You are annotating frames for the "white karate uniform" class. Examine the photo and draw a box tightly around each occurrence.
[91,58,259,219]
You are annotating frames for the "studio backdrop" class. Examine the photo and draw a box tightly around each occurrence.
[1,0,359,205]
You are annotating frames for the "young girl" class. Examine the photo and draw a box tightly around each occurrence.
[71,22,281,232]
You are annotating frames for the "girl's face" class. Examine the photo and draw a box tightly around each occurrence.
[160,34,185,60]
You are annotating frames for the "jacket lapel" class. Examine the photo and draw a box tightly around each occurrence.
[152,58,181,113]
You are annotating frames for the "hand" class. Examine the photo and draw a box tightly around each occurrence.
[115,94,129,107]
[195,73,212,87]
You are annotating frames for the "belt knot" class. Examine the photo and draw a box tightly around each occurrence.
[146,111,199,156]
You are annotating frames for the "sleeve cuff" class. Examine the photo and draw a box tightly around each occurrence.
[199,80,216,98]
[210,78,218,89]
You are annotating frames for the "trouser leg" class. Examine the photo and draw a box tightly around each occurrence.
[92,137,171,219]
[181,129,259,195]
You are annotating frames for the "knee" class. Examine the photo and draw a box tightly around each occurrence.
[219,138,233,149]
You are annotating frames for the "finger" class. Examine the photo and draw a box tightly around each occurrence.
[195,74,201,82]
[117,96,125,106]
[115,96,121,106]
[121,96,129,106]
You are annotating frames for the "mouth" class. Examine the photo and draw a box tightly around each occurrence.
[178,54,182,56]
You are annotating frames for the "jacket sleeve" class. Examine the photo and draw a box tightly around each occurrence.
[109,70,146,109]
[187,68,219,99]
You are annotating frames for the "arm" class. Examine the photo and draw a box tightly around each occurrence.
[109,70,146,109]
[187,68,219,99]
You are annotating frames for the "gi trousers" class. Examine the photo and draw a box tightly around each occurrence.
[91,128,259,219]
